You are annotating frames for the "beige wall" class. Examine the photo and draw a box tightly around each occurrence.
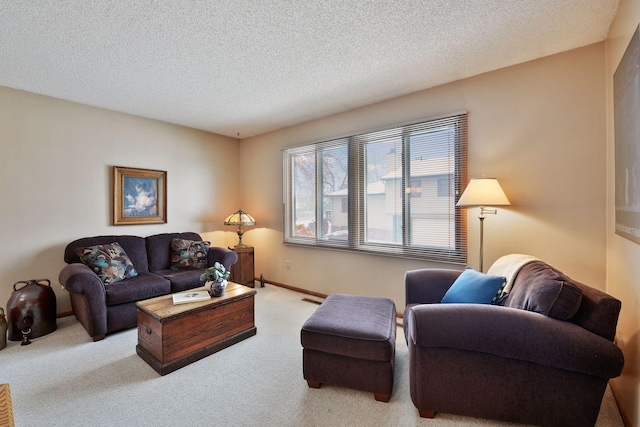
[241,42,607,310]
[0,87,241,314]
[606,0,640,423]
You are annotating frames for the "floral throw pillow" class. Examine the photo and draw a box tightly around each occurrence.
[75,242,138,285]
[170,239,210,270]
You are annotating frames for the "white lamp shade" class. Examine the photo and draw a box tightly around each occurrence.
[457,178,511,207]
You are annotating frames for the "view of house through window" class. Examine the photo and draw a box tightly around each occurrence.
[283,113,467,263]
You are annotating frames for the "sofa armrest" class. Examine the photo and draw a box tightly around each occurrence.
[59,263,106,299]
[59,263,108,340]
[405,269,462,306]
[405,303,624,378]
[207,247,238,271]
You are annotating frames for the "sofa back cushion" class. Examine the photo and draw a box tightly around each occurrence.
[503,262,582,320]
[569,280,621,342]
[504,261,621,341]
[65,235,149,273]
[145,232,203,272]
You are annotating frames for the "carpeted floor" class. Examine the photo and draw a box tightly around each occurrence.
[0,285,624,427]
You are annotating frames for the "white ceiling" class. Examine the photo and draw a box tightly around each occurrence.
[0,1,620,138]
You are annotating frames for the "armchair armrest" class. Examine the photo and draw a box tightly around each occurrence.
[207,247,238,271]
[405,303,624,378]
[405,269,462,306]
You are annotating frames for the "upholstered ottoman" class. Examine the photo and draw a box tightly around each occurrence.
[300,293,397,402]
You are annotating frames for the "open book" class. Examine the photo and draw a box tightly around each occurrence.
[172,291,211,305]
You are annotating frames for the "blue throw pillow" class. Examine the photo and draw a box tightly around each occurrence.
[441,268,506,304]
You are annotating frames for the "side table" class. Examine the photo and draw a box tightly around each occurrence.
[230,246,255,288]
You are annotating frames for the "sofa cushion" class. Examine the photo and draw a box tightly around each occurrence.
[155,269,204,293]
[441,268,506,304]
[170,238,210,270]
[104,272,171,305]
[569,280,621,341]
[502,261,582,320]
[75,242,138,284]
[145,232,203,271]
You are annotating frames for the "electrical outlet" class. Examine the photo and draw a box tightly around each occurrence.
[286,260,291,269]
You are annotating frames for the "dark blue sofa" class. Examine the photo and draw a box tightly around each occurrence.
[59,232,237,341]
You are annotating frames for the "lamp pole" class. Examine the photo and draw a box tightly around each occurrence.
[478,206,496,272]
[479,214,485,272]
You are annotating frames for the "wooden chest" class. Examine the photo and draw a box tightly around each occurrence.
[135,282,256,375]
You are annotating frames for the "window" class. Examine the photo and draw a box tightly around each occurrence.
[437,177,452,197]
[283,113,467,263]
[409,179,422,198]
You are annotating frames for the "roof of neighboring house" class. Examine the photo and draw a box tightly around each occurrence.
[328,181,385,197]
[381,157,454,180]
[327,157,454,196]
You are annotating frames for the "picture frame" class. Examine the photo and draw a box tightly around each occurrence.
[113,166,167,225]
[614,25,640,244]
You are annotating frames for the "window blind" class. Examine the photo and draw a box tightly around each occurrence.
[283,112,467,264]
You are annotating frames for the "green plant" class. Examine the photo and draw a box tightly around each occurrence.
[200,262,230,283]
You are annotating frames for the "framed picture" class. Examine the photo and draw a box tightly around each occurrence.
[614,25,640,244]
[113,166,167,225]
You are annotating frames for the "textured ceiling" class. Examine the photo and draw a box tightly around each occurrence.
[0,1,620,138]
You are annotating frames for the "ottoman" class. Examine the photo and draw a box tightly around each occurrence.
[300,293,397,402]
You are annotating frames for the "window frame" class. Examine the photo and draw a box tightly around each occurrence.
[282,112,467,264]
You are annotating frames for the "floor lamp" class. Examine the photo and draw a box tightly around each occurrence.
[456,178,511,272]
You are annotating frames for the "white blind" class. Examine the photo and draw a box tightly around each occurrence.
[283,113,467,264]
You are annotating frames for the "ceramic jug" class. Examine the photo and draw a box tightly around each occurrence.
[7,279,57,341]
[0,307,6,350]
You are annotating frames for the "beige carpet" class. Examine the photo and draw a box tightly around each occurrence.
[0,285,624,427]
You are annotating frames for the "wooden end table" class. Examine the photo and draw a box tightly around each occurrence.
[230,245,255,288]
[135,282,256,375]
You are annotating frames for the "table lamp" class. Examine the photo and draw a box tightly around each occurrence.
[224,209,256,248]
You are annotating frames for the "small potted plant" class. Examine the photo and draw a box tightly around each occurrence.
[200,262,230,297]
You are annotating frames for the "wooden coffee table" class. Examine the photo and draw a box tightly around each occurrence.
[135,282,256,375]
